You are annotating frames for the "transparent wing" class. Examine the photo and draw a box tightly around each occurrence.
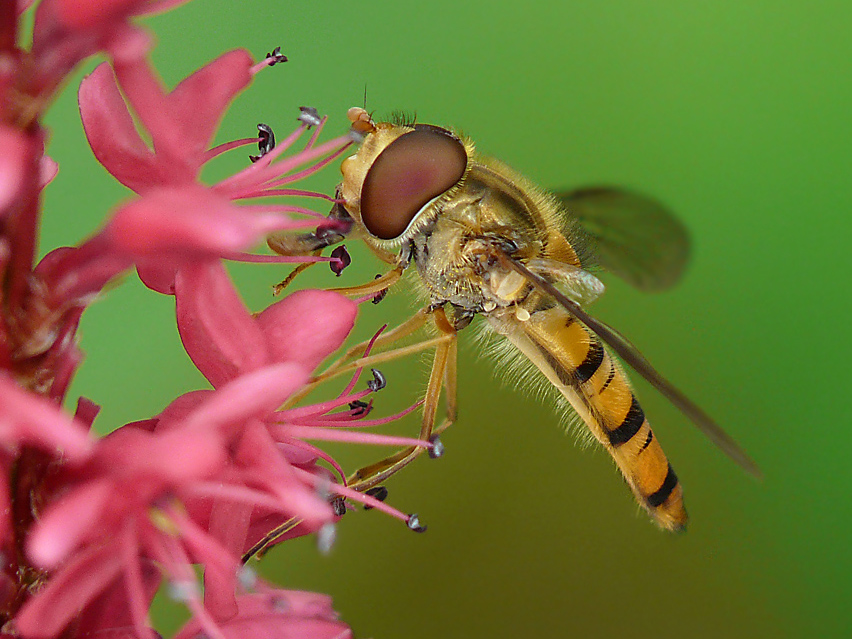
[498,251,762,478]
[555,187,690,292]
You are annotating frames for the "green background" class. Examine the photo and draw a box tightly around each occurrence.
[40,1,850,637]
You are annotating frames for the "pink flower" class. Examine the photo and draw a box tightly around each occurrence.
[0,127,30,215]
[17,268,431,637]
[2,3,428,637]
[18,363,309,639]
[0,375,92,556]
[174,587,353,639]
[25,0,183,118]
[168,263,431,588]
[78,51,353,293]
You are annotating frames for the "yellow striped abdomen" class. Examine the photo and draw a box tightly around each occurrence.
[489,305,687,531]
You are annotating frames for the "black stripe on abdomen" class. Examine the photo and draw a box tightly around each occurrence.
[575,340,604,384]
[646,463,679,507]
[599,360,617,393]
[607,394,644,446]
[638,429,654,453]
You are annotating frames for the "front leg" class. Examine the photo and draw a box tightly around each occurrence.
[347,306,458,491]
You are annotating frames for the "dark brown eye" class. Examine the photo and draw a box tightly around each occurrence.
[360,128,467,240]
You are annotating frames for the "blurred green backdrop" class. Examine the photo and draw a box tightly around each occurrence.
[40,1,851,637]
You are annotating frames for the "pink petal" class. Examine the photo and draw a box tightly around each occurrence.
[0,375,93,458]
[0,126,28,215]
[167,50,253,159]
[179,363,310,434]
[154,389,211,431]
[174,262,267,387]
[108,186,296,258]
[56,0,149,29]
[110,53,192,169]
[16,542,124,638]
[205,499,251,620]
[174,589,352,639]
[135,260,178,294]
[74,558,160,637]
[73,396,101,430]
[256,290,357,372]
[27,479,113,569]
[95,425,226,483]
[39,155,59,189]
[35,234,132,306]
[79,63,175,192]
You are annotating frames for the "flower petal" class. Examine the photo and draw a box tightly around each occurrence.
[0,375,92,458]
[108,186,296,258]
[174,589,352,639]
[27,478,114,569]
[256,290,357,372]
[135,260,178,294]
[0,126,28,215]
[56,0,151,29]
[167,50,253,160]
[95,424,226,484]
[74,557,161,637]
[174,262,267,387]
[79,63,172,193]
[154,389,211,431]
[16,542,124,638]
[179,364,309,434]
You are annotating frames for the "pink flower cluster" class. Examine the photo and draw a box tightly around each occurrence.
[0,1,429,637]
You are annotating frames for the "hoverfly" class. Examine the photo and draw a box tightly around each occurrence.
[268,107,760,535]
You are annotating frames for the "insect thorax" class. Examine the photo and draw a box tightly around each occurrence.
[411,164,547,315]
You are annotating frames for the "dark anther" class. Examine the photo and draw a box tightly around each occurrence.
[371,274,388,305]
[331,498,347,517]
[348,400,371,417]
[330,245,351,276]
[265,46,288,65]
[249,123,276,162]
[406,514,428,533]
[363,485,389,510]
[298,106,322,128]
[367,369,386,392]
[428,434,445,459]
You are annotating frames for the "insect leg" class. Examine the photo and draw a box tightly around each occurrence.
[272,254,322,295]
[347,308,458,491]
[246,313,457,561]
[284,308,433,407]
[433,307,458,438]
[327,264,405,298]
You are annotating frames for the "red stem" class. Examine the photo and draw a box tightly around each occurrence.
[0,1,17,54]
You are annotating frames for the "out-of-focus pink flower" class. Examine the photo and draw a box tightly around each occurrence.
[2,3,424,637]
[0,375,92,554]
[174,587,353,639]
[0,127,28,215]
[19,269,431,636]
[19,364,306,639]
[23,0,185,120]
[0,374,92,458]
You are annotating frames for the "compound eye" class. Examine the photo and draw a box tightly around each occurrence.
[360,128,467,240]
